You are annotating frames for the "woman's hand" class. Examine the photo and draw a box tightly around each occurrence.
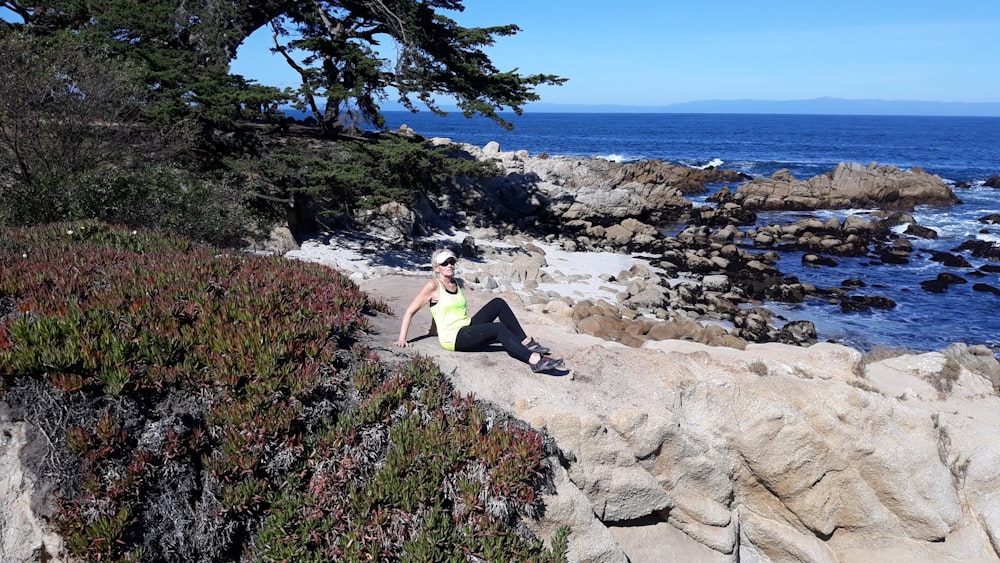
[394,338,410,348]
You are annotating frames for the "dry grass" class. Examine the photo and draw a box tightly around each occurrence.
[746,359,770,376]
[928,354,963,398]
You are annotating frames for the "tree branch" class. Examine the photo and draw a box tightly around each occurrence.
[269,27,323,121]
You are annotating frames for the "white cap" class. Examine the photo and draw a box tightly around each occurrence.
[432,249,457,266]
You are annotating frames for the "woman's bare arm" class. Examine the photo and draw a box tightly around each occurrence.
[394,280,438,347]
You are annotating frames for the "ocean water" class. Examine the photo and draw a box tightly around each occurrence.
[378,111,1000,353]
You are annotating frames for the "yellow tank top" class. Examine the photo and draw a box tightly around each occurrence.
[429,279,471,351]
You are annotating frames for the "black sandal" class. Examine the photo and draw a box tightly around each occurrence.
[531,356,564,373]
[525,338,551,355]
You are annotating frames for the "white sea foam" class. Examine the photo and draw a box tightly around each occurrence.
[602,153,634,163]
[977,232,1000,244]
[696,158,725,170]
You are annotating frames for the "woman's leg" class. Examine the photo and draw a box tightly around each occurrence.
[468,298,528,342]
[454,322,532,363]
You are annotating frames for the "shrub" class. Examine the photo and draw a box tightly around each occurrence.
[746,358,769,376]
[0,29,144,222]
[241,132,500,231]
[0,222,563,562]
[0,31,278,246]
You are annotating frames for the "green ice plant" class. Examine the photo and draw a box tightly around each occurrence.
[0,221,565,561]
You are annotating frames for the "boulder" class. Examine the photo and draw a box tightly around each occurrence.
[779,320,818,345]
[954,240,1000,261]
[0,421,66,562]
[803,253,838,267]
[973,282,1000,297]
[930,251,972,268]
[904,224,939,239]
[919,273,968,293]
[840,294,897,312]
[702,275,731,292]
[842,214,876,234]
[369,275,1000,561]
[542,413,672,521]
[721,162,960,211]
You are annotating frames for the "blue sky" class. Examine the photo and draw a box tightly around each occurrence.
[3,2,997,107]
[229,0,1000,108]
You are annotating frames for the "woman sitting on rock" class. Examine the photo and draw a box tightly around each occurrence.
[394,248,564,374]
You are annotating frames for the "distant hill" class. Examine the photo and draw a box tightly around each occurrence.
[521,97,1000,117]
[290,98,1000,119]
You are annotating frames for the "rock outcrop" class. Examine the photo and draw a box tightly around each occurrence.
[422,140,749,232]
[389,281,1000,562]
[708,162,960,211]
[0,421,64,562]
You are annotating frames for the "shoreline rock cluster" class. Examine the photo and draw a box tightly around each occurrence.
[360,133,994,353]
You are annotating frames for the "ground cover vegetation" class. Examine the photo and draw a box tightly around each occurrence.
[0,222,568,561]
[0,1,564,243]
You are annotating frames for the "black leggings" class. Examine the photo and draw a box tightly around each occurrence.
[454,298,531,363]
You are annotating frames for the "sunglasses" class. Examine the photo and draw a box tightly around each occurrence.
[439,259,456,266]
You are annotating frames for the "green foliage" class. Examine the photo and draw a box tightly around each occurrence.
[267,2,566,133]
[254,354,562,562]
[7,1,564,137]
[0,222,565,562]
[244,132,499,224]
[5,0,291,134]
[0,29,143,217]
[0,30,279,245]
[2,1,559,238]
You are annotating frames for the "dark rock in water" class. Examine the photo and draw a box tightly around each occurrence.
[985,174,1000,188]
[840,294,897,313]
[938,272,968,285]
[920,279,948,293]
[919,272,969,293]
[802,253,838,267]
[978,213,1000,224]
[766,283,806,303]
[953,240,1000,261]
[904,224,938,239]
[841,278,867,288]
[779,320,817,345]
[880,211,917,228]
[930,251,972,268]
[878,248,910,264]
[893,238,914,251]
[973,283,1000,295]
[981,264,1000,274]
[687,204,757,227]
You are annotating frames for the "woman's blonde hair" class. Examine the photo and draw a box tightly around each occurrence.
[431,248,457,267]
